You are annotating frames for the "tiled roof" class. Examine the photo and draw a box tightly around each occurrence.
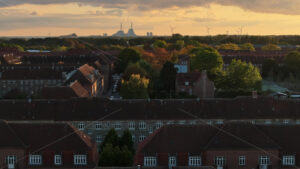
[70,80,89,97]
[6,121,95,151]
[0,97,299,121]
[0,69,63,80]
[137,122,300,153]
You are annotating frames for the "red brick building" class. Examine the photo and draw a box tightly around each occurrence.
[0,120,98,169]
[135,123,300,169]
[176,71,215,98]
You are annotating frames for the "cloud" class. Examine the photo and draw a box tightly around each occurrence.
[1,0,300,15]
[30,11,38,15]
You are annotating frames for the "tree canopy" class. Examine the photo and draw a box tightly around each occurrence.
[283,51,300,73]
[190,47,224,72]
[115,48,142,73]
[159,61,177,94]
[240,43,256,51]
[153,40,167,49]
[120,74,150,99]
[217,43,240,51]
[261,43,281,51]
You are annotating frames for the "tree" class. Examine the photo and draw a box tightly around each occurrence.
[142,48,172,70]
[153,40,167,49]
[261,43,281,51]
[240,43,255,51]
[120,74,149,99]
[217,43,240,50]
[190,47,224,72]
[123,63,148,81]
[100,129,119,151]
[120,129,134,154]
[283,51,300,73]
[262,59,279,79]
[222,59,262,91]
[159,61,177,94]
[115,48,142,73]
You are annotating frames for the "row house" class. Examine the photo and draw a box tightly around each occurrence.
[135,123,300,169]
[0,120,98,169]
[0,97,299,148]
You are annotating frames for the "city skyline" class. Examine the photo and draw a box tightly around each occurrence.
[0,0,300,36]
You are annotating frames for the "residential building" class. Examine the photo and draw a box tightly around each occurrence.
[0,120,98,169]
[176,71,215,98]
[174,55,190,73]
[135,122,300,169]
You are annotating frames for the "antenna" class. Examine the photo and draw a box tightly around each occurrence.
[131,22,133,29]
[169,25,175,35]
[206,26,211,36]
[120,23,123,30]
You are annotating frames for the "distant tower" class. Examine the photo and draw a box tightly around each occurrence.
[127,22,136,37]
[120,23,123,30]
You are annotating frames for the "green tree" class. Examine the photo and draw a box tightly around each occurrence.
[99,143,119,166]
[120,74,149,99]
[262,59,279,79]
[261,43,281,51]
[120,129,134,154]
[160,61,177,94]
[190,47,224,72]
[115,48,142,73]
[283,51,300,73]
[123,63,148,81]
[240,43,256,51]
[217,43,240,50]
[222,59,262,91]
[100,129,119,151]
[53,45,68,52]
[153,40,167,49]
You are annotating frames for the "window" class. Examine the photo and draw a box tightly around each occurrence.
[185,81,189,86]
[144,157,157,167]
[95,123,102,130]
[54,155,62,165]
[189,156,201,166]
[156,121,163,129]
[114,122,121,130]
[78,122,85,130]
[128,122,135,130]
[169,156,176,167]
[265,120,272,124]
[259,156,270,165]
[215,156,225,166]
[283,120,290,124]
[96,136,102,143]
[139,135,146,142]
[282,155,295,166]
[132,135,135,142]
[139,122,146,129]
[216,120,223,124]
[6,155,16,168]
[239,156,246,166]
[29,155,42,165]
[74,154,87,165]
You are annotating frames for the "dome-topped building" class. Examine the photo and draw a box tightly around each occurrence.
[112,23,136,37]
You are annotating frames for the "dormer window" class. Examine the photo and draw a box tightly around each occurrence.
[29,154,42,165]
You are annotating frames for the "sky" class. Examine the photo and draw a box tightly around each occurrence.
[0,0,300,36]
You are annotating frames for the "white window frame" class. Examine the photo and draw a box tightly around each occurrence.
[169,156,176,167]
[156,121,163,129]
[139,135,146,142]
[144,156,157,167]
[54,155,62,165]
[78,122,85,130]
[74,154,87,165]
[239,156,246,166]
[139,122,146,130]
[282,155,295,166]
[189,156,202,166]
[29,154,42,165]
[128,122,135,130]
[96,136,102,143]
[6,155,17,168]
[114,122,121,130]
[259,156,270,165]
[95,123,102,130]
[215,156,225,166]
